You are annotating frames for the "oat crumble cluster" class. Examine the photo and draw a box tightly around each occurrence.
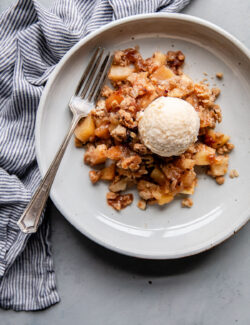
[74,48,234,211]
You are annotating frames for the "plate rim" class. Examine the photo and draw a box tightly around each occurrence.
[35,13,250,259]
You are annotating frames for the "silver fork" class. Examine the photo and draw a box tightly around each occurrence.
[17,47,113,234]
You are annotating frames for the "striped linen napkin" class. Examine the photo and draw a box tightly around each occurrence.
[0,0,190,311]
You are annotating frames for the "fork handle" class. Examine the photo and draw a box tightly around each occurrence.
[17,116,81,233]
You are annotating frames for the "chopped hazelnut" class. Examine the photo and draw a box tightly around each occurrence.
[216,72,223,79]
[182,198,193,208]
[89,170,101,184]
[215,176,225,185]
[137,199,146,210]
[229,169,239,178]
[107,192,133,210]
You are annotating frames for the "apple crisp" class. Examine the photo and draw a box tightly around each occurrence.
[74,48,234,211]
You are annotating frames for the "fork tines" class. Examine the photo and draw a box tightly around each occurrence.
[75,47,113,104]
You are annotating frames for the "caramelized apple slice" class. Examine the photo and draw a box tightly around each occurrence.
[150,167,166,185]
[177,158,195,170]
[157,193,174,205]
[100,164,116,181]
[151,65,174,81]
[205,129,230,148]
[208,155,229,177]
[108,65,134,81]
[181,181,196,195]
[105,92,124,111]
[182,170,196,188]
[152,52,167,67]
[74,137,84,148]
[74,115,95,143]
[194,144,216,165]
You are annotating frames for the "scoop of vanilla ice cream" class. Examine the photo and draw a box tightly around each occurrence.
[138,96,200,157]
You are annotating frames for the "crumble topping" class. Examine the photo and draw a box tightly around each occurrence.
[74,48,234,210]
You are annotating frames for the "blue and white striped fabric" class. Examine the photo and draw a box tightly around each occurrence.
[0,0,190,311]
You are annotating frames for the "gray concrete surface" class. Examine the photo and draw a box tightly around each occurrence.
[0,0,250,324]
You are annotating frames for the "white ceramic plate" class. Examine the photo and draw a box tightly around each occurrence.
[36,14,250,259]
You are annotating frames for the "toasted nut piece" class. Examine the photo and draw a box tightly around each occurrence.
[229,169,239,178]
[101,85,113,98]
[133,143,149,155]
[137,180,160,200]
[84,144,107,166]
[217,143,234,154]
[89,170,101,184]
[212,87,220,97]
[111,125,127,142]
[137,199,146,210]
[118,155,142,171]
[182,198,193,208]
[107,192,133,210]
[216,72,223,79]
[166,50,185,74]
[215,176,225,185]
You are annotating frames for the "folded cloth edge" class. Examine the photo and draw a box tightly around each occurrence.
[0,0,190,311]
